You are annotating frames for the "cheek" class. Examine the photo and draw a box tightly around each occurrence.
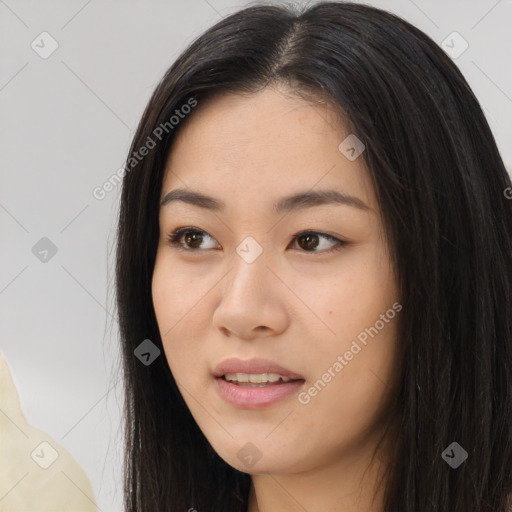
[294,246,400,416]
[290,248,397,356]
[151,256,207,380]
[152,253,210,335]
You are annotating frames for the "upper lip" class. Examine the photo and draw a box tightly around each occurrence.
[214,358,305,380]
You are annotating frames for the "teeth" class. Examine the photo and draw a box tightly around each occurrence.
[224,372,291,384]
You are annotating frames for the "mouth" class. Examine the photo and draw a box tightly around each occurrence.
[213,358,306,409]
[213,357,305,380]
[220,373,303,386]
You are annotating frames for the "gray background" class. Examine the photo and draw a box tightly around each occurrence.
[1,1,511,511]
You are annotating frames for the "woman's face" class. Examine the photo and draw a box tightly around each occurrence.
[152,85,402,475]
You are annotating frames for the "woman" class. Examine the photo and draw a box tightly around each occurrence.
[115,2,512,511]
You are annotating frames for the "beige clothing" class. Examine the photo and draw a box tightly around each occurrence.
[0,352,98,512]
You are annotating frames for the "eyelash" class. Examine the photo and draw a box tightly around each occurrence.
[165,227,348,254]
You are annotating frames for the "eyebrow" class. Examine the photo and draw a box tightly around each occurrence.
[159,188,370,214]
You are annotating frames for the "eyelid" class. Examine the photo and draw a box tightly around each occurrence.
[166,226,348,254]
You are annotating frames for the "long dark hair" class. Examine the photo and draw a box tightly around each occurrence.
[114,2,512,510]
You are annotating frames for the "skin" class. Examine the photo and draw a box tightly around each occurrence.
[152,84,402,512]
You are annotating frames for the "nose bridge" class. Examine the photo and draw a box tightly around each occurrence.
[226,234,271,301]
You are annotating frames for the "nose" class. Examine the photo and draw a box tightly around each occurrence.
[212,245,289,340]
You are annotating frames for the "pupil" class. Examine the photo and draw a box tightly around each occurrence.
[186,232,202,248]
[301,234,318,250]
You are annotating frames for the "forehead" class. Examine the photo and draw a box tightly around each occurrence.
[161,86,376,214]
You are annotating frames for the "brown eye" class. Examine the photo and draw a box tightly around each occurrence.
[166,228,220,251]
[296,233,321,251]
[290,231,347,253]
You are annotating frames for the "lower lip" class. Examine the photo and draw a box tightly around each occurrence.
[215,377,305,409]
